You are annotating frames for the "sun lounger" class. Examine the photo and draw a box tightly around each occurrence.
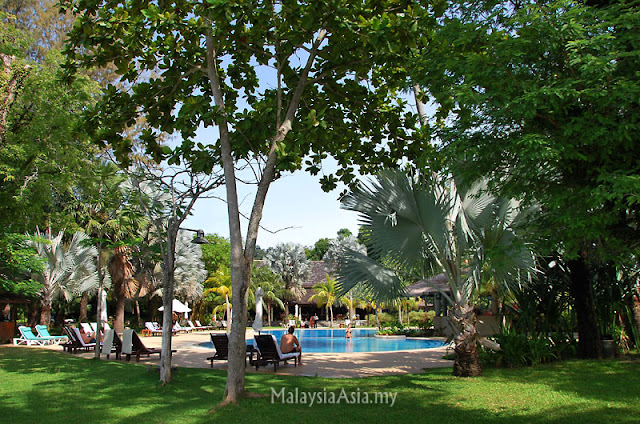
[206,333,254,367]
[172,322,192,333]
[35,325,69,344]
[101,329,122,360]
[13,326,51,346]
[254,334,299,371]
[187,320,206,331]
[195,320,216,330]
[62,327,80,353]
[144,322,163,336]
[80,322,94,336]
[122,329,175,362]
[206,334,229,367]
[71,327,97,350]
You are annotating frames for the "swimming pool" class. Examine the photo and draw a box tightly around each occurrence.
[199,328,445,353]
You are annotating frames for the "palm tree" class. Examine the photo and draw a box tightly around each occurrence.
[309,275,344,327]
[251,265,285,326]
[31,229,99,326]
[265,243,312,316]
[204,265,232,329]
[336,170,535,377]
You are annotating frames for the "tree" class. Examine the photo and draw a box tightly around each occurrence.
[336,169,535,376]
[62,0,422,402]
[309,275,343,327]
[30,229,99,326]
[127,165,222,383]
[323,235,366,273]
[410,0,640,358]
[305,238,330,261]
[0,233,43,299]
[172,230,206,302]
[250,265,284,327]
[264,243,312,316]
[200,234,231,277]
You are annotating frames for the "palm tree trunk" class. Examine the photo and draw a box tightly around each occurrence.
[451,302,482,377]
[330,305,334,327]
[375,306,381,329]
[39,290,52,326]
[79,292,89,322]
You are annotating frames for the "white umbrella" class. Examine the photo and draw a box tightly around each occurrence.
[294,304,298,320]
[158,299,192,313]
[252,287,264,333]
[100,290,108,323]
[184,302,189,320]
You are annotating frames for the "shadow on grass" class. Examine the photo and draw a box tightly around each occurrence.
[1,346,639,424]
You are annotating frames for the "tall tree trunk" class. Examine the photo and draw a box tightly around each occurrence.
[110,247,134,333]
[79,292,89,323]
[375,306,381,329]
[160,223,178,385]
[450,302,482,377]
[135,300,142,327]
[568,256,603,359]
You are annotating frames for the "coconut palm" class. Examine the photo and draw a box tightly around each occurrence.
[204,265,233,329]
[336,169,535,377]
[309,275,344,327]
[250,265,285,326]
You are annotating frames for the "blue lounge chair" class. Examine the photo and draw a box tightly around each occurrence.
[13,326,52,346]
[35,325,69,344]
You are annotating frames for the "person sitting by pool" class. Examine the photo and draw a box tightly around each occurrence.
[345,324,352,339]
[280,325,302,365]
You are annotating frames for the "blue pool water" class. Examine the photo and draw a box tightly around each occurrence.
[199,328,445,353]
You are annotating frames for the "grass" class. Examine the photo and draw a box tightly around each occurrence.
[1,345,639,424]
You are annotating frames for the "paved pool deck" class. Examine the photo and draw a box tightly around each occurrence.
[38,329,454,378]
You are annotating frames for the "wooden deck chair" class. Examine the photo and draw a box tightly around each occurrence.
[101,329,122,360]
[254,334,299,371]
[71,327,97,351]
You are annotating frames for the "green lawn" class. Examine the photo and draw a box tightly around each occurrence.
[1,346,639,424]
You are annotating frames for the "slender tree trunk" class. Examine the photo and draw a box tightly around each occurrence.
[450,302,482,377]
[160,224,178,385]
[206,26,327,405]
[375,306,381,329]
[79,292,89,322]
[135,300,142,327]
[568,256,603,359]
[330,305,334,327]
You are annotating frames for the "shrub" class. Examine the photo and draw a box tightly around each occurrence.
[490,325,576,367]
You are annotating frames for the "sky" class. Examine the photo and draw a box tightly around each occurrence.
[182,156,363,249]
